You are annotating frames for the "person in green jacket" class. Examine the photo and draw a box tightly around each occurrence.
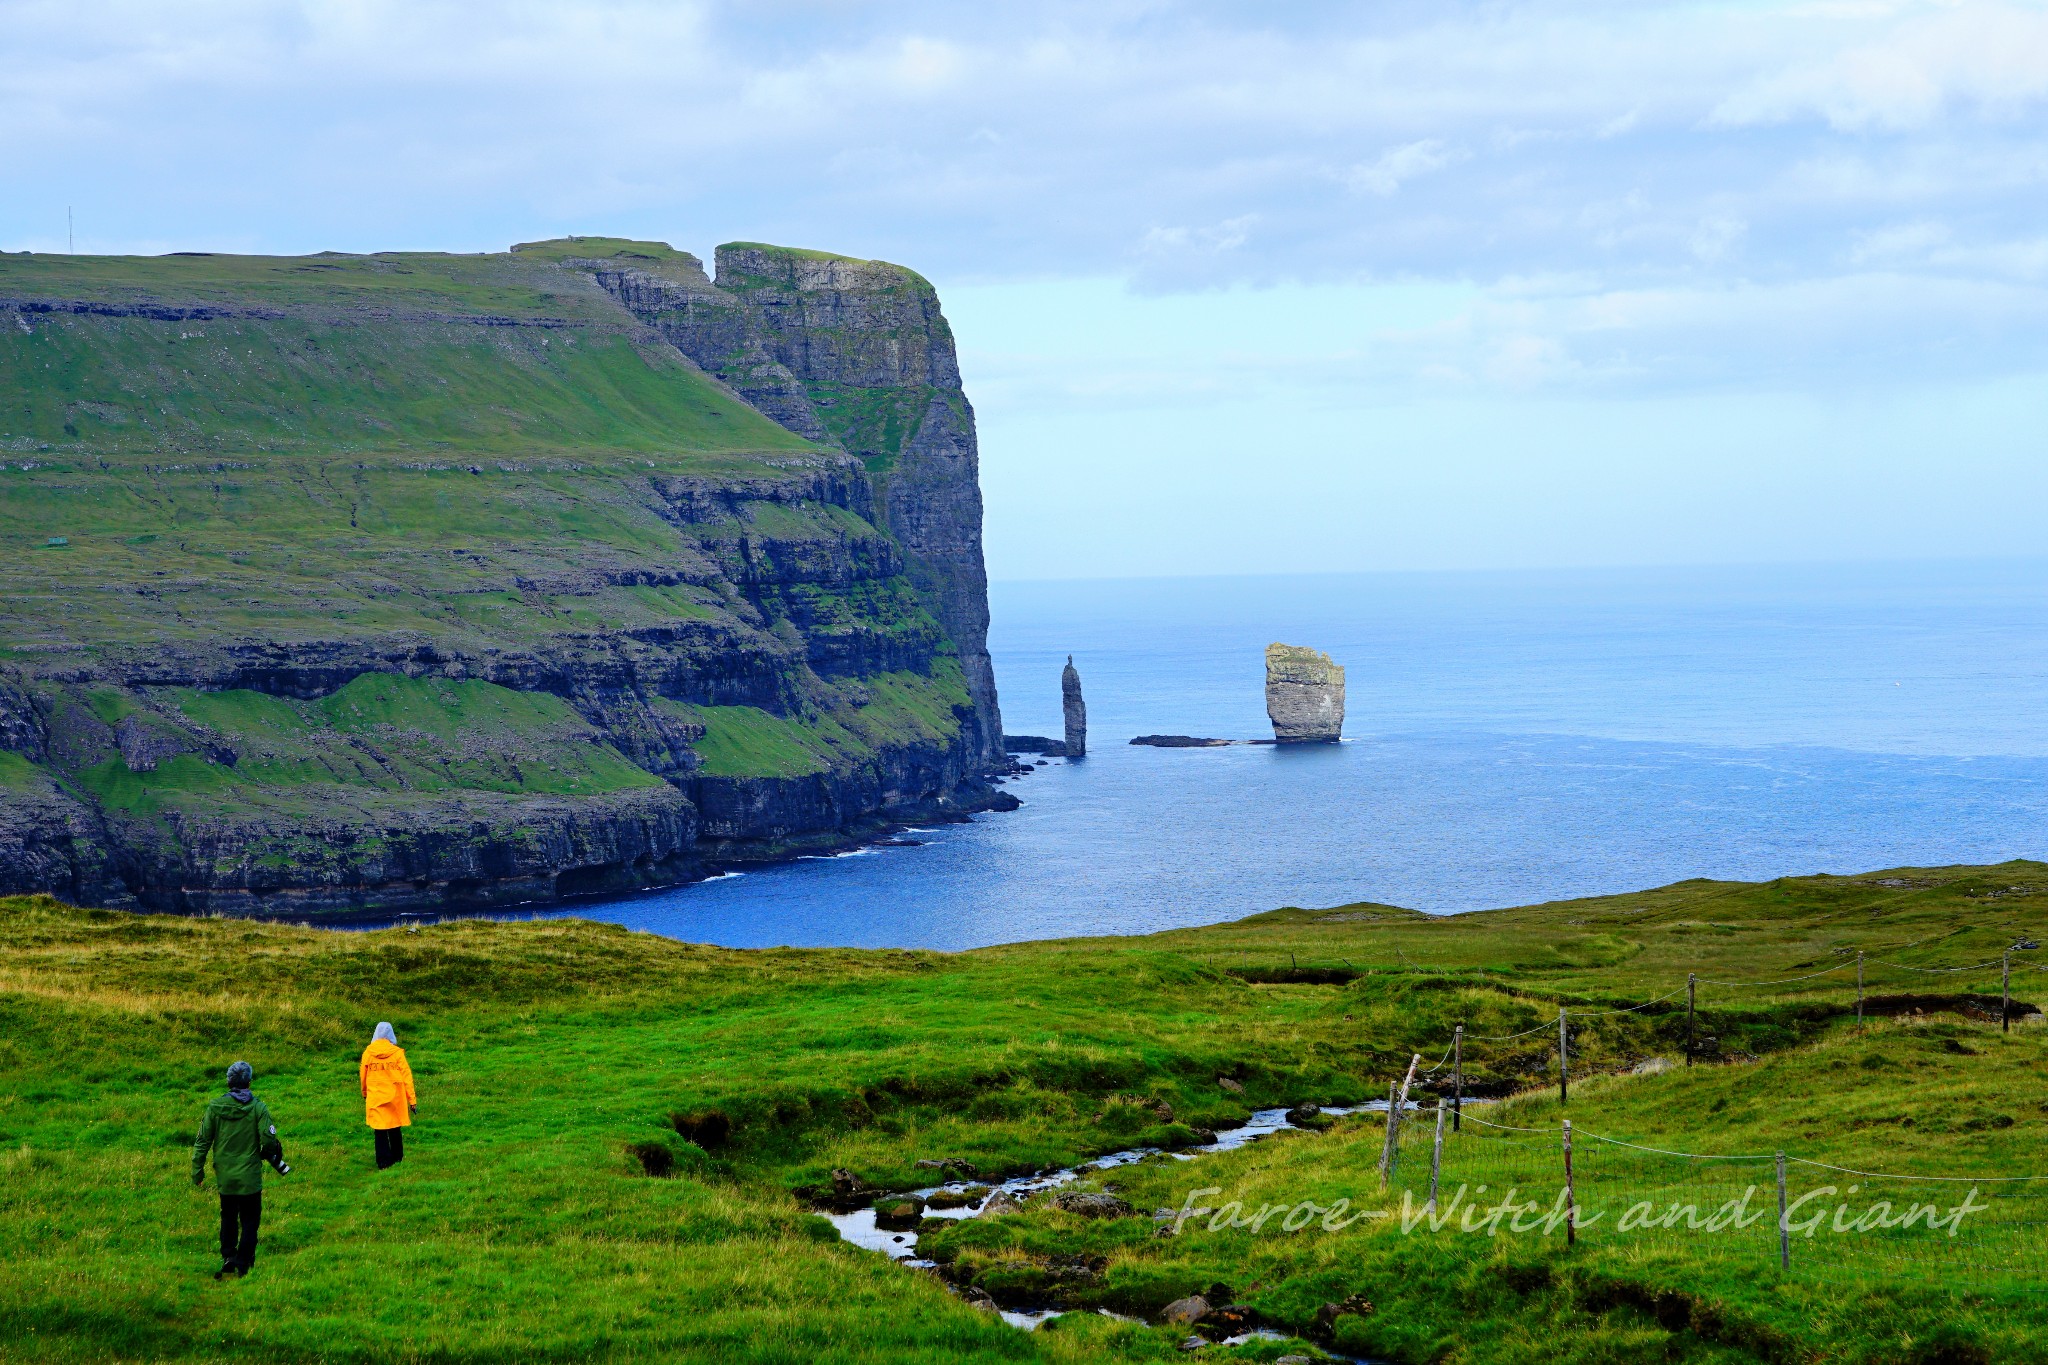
[191,1060,288,1279]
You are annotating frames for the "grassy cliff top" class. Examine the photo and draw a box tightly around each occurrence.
[714,241,936,293]
[0,246,819,461]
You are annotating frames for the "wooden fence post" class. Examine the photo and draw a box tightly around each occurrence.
[1428,1098,1445,1214]
[1378,1081,1398,1189]
[1386,1052,1421,1183]
[1776,1151,1790,1271]
[1558,1007,1569,1105]
[1686,973,1696,1065]
[1562,1119,1575,1248]
[1452,1025,1463,1132]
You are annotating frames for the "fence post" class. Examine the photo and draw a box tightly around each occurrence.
[1558,1007,1569,1105]
[1776,1151,1790,1271]
[1452,1025,1463,1132]
[1562,1119,1575,1247]
[1378,1081,1398,1189]
[1428,1098,1445,1214]
[1387,1052,1421,1182]
[1686,973,1696,1065]
[1856,952,1864,1031]
[2003,949,2012,1033]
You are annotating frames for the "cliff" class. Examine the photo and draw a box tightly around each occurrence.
[0,239,1009,914]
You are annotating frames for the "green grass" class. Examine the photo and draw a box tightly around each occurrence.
[666,664,971,780]
[5,863,2048,1362]
[70,675,665,821]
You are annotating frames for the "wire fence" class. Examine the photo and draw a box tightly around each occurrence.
[1371,1103,2048,1282]
[1289,929,2048,1283]
[1357,941,2047,1123]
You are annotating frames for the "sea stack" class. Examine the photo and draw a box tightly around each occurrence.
[1062,655,1087,758]
[1265,644,1345,743]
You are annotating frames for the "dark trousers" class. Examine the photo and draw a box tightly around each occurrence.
[374,1127,405,1169]
[218,1192,261,1270]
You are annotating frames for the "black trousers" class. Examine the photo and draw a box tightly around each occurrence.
[374,1127,405,1169]
[218,1192,261,1270]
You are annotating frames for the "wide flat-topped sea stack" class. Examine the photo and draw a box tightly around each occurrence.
[1265,644,1345,743]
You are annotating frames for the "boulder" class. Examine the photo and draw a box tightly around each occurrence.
[1315,1293,1374,1334]
[817,1167,870,1212]
[1284,1103,1321,1125]
[925,1184,989,1209]
[1264,643,1344,743]
[1217,1076,1245,1094]
[1160,1295,1211,1326]
[975,1190,1027,1218]
[1198,1304,1259,1337]
[873,1195,927,1231]
[1049,1190,1134,1218]
[914,1156,980,1178]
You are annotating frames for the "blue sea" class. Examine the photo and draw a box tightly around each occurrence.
[561,559,2048,949]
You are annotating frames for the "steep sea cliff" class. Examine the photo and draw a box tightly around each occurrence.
[0,238,1009,914]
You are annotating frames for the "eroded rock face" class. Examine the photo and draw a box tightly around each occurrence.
[1264,644,1345,743]
[1062,656,1086,758]
[600,243,1007,766]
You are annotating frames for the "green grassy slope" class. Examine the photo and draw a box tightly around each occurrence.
[3,863,2046,1362]
[0,249,811,457]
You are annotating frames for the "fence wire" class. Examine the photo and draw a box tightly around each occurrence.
[1370,1106,2048,1282]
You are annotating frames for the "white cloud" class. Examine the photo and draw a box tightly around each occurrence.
[1710,1,2048,130]
[1343,139,1463,196]
[0,1,2045,392]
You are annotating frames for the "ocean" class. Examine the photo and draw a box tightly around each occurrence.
[560,559,2048,949]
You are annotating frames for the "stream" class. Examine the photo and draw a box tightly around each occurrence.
[821,1104,1378,1336]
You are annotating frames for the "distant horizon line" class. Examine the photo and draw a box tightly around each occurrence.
[987,553,2048,587]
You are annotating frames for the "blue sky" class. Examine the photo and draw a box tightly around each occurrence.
[5,1,2047,577]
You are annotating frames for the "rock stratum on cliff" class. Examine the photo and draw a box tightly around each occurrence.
[1264,644,1345,743]
[0,237,1010,914]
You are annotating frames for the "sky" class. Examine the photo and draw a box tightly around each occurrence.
[5,1,2047,578]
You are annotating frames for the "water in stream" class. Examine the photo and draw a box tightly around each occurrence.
[820,1104,1379,1335]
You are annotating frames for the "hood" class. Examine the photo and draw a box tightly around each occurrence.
[362,1039,403,1060]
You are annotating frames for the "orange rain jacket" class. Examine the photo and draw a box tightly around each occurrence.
[359,1039,417,1130]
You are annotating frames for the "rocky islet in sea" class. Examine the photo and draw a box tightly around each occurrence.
[1062,655,1087,758]
[1265,643,1346,743]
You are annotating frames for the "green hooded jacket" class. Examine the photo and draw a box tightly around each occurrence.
[192,1093,282,1196]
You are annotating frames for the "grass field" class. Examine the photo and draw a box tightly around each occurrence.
[4,863,2047,1363]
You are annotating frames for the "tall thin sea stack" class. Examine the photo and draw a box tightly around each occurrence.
[1062,655,1087,758]
[1265,644,1344,743]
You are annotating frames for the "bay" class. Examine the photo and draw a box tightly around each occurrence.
[561,558,2048,949]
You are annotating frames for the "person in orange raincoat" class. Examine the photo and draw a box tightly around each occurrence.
[359,1022,417,1169]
